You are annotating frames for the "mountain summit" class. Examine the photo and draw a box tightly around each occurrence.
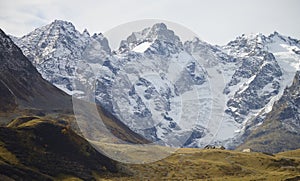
[14,20,111,95]
[0,28,71,111]
[119,23,183,54]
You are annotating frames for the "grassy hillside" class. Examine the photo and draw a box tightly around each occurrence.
[0,116,123,180]
[0,116,300,180]
[116,148,300,180]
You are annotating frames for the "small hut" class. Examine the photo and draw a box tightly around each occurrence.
[242,148,252,152]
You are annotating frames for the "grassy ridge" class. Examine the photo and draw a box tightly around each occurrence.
[0,116,120,180]
[0,116,299,180]
[117,148,300,180]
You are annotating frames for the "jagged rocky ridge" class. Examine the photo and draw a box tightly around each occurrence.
[237,71,300,153]
[12,20,300,149]
[0,28,72,111]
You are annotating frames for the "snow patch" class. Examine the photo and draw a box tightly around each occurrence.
[132,42,152,53]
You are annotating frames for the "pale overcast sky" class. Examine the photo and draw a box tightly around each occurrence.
[0,0,299,46]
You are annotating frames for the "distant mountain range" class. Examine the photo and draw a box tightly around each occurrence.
[9,20,300,152]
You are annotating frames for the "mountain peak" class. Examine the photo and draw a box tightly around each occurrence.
[83,28,90,37]
[126,23,181,44]
[237,33,267,43]
[272,31,280,35]
[267,31,292,43]
[148,23,181,44]
[268,31,285,39]
[119,22,183,52]
[48,19,77,33]
[51,19,74,27]
[151,23,168,31]
[224,32,267,56]
[0,28,72,111]
[191,37,200,43]
[92,32,104,39]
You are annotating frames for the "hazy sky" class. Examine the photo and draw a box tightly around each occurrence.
[0,0,299,45]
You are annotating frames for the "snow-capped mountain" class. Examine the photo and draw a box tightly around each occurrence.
[107,23,212,146]
[0,28,71,111]
[14,20,111,95]
[12,20,300,149]
[237,71,300,153]
[13,21,212,147]
[220,33,300,147]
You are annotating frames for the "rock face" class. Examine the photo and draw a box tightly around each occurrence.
[0,28,71,111]
[108,24,209,146]
[13,20,111,95]
[0,79,17,112]
[185,32,300,148]
[12,20,300,150]
[276,71,300,125]
[225,53,282,123]
[237,71,300,153]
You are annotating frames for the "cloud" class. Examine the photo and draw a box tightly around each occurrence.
[0,0,299,44]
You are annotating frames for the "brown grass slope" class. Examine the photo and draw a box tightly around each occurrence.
[1,117,300,180]
[117,148,300,181]
[0,117,123,180]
